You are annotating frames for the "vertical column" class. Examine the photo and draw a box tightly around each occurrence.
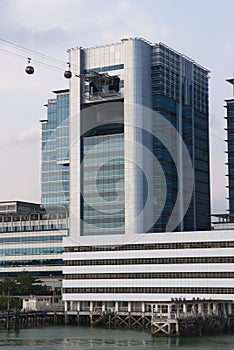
[128,302,131,313]
[141,302,145,313]
[207,302,211,316]
[223,303,226,316]
[228,302,232,315]
[102,302,106,313]
[197,303,202,316]
[183,303,187,316]
[70,301,73,311]
[213,303,217,315]
[115,301,119,313]
[69,48,82,239]
[123,39,153,235]
[168,304,172,319]
[175,321,179,336]
[90,301,93,313]
[64,301,68,312]
[77,301,80,312]
[176,304,180,318]
[77,301,80,326]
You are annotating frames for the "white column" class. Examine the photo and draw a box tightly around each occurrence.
[141,302,145,313]
[115,301,119,312]
[64,301,68,312]
[207,303,211,316]
[183,303,187,315]
[102,302,106,313]
[128,302,131,313]
[213,303,217,315]
[90,301,93,312]
[77,301,80,312]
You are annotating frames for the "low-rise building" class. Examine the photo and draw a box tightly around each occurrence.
[0,201,68,288]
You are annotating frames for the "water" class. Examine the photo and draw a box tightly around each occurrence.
[0,326,234,350]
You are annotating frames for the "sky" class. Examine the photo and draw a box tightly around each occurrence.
[0,0,233,214]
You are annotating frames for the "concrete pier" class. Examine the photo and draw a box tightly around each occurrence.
[150,299,234,336]
[64,298,234,336]
[1,299,234,336]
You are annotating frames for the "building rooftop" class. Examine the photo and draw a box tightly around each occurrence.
[0,201,41,214]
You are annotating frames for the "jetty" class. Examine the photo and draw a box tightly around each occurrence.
[1,298,234,337]
[64,298,234,336]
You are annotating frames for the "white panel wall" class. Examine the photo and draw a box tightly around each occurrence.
[69,48,82,240]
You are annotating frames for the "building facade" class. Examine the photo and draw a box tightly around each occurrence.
[63,230,234,316]
[0,201,68,285]
[41,89,69,211]
[151,43,210,232]
[68,37,210,239]
[63,38,212,311]
[225,78,234,214]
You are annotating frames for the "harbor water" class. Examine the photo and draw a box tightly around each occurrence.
[0,326,234,350]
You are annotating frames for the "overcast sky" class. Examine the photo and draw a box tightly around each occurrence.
[0,0,233,214]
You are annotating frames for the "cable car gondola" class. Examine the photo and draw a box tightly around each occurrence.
[25,58,34,75]
[64,62,72,79]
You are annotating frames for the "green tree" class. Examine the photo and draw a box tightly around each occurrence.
[16,272,51,295]
[0,276,17,295]
[0,276,20,310]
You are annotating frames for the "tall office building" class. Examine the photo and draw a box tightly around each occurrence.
[63,38,214,314]
[41,89,69,210]
[67,37,210,238]
[151,43,210,232]
[225,78,234,214]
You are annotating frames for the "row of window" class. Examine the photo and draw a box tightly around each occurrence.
[65,256,234,266]
[64,240,234,253]
[63,271,234,280]
[0,224,67,232]
[0,212,68,221]
[0,271,62,277]
[0,235,64,243]
[0,247,63,256]
[0,259,63,266]
[63,287,234,294]
[85,64,124,74]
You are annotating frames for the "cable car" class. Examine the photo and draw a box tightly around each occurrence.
[25,58,34,75]
[64,62,72,79]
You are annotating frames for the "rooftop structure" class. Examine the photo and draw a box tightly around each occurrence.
[0,201,41,214]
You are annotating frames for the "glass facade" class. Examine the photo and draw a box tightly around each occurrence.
[41,90,69,210]
[0,209,68,277]
[225,79,234,214]
[81,129,125,236]
[151,43,210,232]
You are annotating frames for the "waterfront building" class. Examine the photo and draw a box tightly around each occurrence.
[0,201,68,286]
[68,37,210,238]
[63,230,234,316]
[63,38,212,315]
[41,89,69,211]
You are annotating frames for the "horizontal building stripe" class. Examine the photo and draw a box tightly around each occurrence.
[65,256,234,266]
[64,240,234,253]
[63,287,234,294]
[63,271,234,279]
